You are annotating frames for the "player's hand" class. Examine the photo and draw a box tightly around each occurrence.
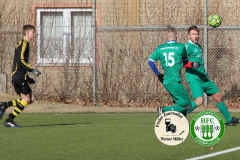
[32,69,41,77]
[192,62,200,69]
[28,78,35,84]
[157,74,164,83]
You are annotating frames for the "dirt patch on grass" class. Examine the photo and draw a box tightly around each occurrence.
[1,93,239,114]
[0,93,156,114]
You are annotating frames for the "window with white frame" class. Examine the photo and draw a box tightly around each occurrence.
[36,8,93,65]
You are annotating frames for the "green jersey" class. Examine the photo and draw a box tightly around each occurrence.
[185,40,208,82]
[149,41,188,84]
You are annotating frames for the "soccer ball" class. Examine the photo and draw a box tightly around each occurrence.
[208,14,221,28]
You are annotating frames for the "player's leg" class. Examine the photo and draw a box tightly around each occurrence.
[211,92,232,122]
[205,81,238,126]
[186,79,203,114]
[4,80,34,128]
[0,99,21,108]
[159,82,192,114]
[0,103,7,119]
[0,95,22,119]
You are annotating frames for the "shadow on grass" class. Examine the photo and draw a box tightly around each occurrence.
[23,122,91,127]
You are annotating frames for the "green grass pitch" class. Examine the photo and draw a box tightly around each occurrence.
[0,113,240,160]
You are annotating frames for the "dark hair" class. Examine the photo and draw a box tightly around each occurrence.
[22,24,35,35]
[188,25,199,34]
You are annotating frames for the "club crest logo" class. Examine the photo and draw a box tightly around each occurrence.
[190,110,225,146]
[154,111,189,146]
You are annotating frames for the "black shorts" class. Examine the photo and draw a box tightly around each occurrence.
[12,80,32,95]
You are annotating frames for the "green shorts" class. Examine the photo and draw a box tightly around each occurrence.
[164,81,191,107]
[188,79,219,99]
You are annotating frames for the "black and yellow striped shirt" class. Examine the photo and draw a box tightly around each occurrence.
[12,39,33,82]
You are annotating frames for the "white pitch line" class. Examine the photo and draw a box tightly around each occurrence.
[53,113,152,115]
[77,124,149,127]
[186,146,240,160]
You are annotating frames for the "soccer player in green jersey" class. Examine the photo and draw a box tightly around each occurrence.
[148,27,199,116]
[185,25,239,126]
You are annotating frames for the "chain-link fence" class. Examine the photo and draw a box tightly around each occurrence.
[1,0,240,107]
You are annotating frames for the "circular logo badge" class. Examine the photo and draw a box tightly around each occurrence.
[155,111,189,146]
[190,110,225,146]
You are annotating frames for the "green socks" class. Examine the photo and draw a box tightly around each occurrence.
[216,101,232,123]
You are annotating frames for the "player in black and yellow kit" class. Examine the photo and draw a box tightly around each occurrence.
[0,25,41,128]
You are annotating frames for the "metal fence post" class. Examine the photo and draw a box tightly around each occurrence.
[204,0,208,107]
[92,0,97,103]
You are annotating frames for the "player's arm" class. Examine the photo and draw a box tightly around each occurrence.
[16,41,33,72]
[182,44,200,69]
[148,59,163,83]
[26,74,35,84]
[17,41,41,76]
[183,58,200,69]
[148,59,160,76]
